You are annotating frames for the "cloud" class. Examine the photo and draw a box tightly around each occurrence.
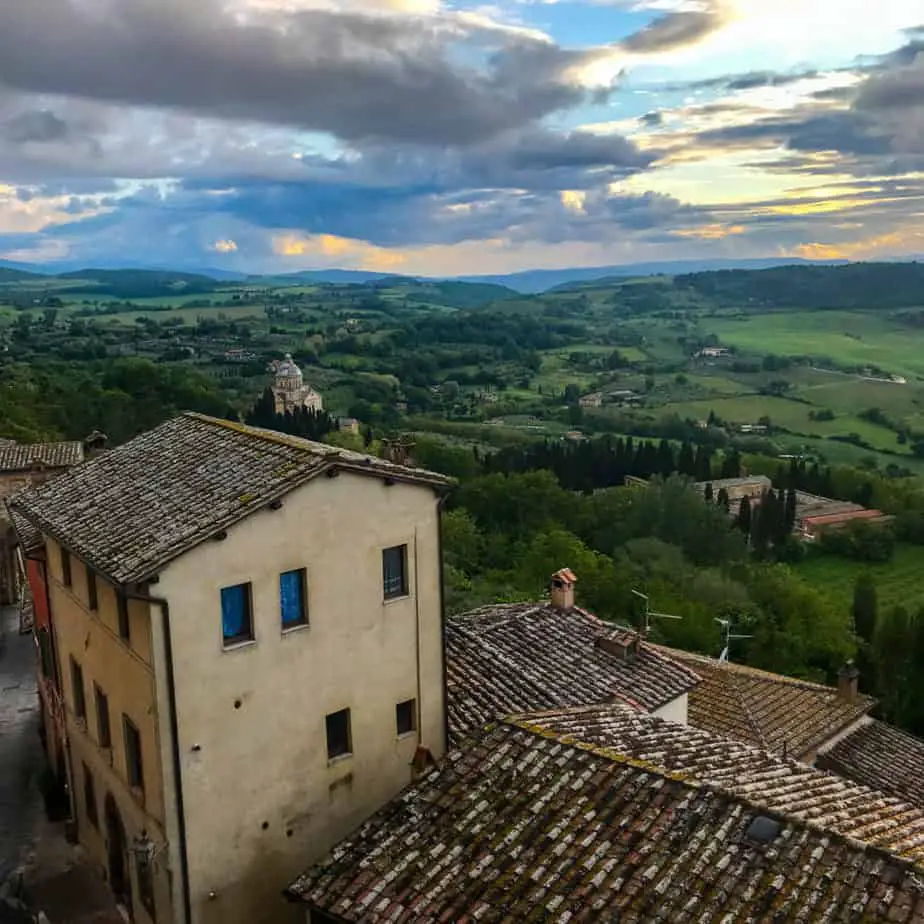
[3,109,70,145]
[621,0,729,53]
[0,0,609,147]
[210,239,238,253]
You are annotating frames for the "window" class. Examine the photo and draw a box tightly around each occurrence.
[279,569,308,628]
[70,657,86,720]
[83,763,98,828]
[123,715,144,792]
[37,628,54,679]
[325,708,352,760]
[60,547,72,587]
[95,684,111,749]
[116,593,131,643]
[220,583,254,646]
[86,566,98,612]
[396,699,416,737]
[382,545,408,600]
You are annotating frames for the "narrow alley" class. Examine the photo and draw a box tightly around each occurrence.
[0,604,43,882]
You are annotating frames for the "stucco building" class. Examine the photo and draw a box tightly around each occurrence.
[271,354,323,416]
[10,413,451,924]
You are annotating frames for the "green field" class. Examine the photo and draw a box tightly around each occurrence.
[795,544,924,615]
[704,311,924,380]
[666,394,905,451]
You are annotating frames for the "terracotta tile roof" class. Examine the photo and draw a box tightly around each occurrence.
[653,645,875,758]
[0,440,84,472]
[818,720,924,809]
[289,707,924,922]
[446,603,700,745]
[9,413,451,586]
[5,505,43,553]
[523,704,924,863]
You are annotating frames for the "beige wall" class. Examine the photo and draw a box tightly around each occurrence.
[46,538,171,924]
[652,693,688,726]
[155,471,445,924]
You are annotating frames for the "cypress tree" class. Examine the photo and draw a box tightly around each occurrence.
[736,495,752,538]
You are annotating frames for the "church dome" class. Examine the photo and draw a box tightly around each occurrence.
[275,353,303,389]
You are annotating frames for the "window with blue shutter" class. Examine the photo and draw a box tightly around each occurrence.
[279,569,307,628]
[221,583,253,646]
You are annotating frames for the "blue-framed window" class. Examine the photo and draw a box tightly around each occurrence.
[382,545,408,600]
[221,582,253,646]
[279,569,307,628]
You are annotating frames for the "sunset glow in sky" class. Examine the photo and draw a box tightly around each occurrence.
[1,0,922,274]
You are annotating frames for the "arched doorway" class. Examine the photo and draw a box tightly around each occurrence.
[104,794,132,915]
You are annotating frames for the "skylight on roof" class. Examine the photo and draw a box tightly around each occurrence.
[745,815,782,845]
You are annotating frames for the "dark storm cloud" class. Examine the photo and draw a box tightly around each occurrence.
[3,109,69,144]
[620,1,728,53]
[0,0,606,147]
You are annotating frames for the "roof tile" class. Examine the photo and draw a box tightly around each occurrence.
[0,440,84,472]
[10,413,450,585]
[290,705,924,922]
[818,720,924,809]
[447,603,701,746]
[653,645,875,758]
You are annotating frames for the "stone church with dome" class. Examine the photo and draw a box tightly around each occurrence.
[270,353,323,415]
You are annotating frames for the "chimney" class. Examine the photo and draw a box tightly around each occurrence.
[837,660,860,703]
[83,430,109,459]
[549,568,577,612]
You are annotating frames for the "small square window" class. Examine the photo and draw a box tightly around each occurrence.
[117,593,131,643]
[382,545,408,600]
[70,657,86,720]
[86,567,98,612]
[220,583,254,646]
[396,699,416,737]
[95,684,111,749]
[326,708,352,760]
[83,763,98,828]
[61,548,72,587]
[280,569,308,628]
[123,715,144,792]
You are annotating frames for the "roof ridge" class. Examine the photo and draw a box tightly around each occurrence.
[186,412,452,487]
[653,643,874,698]
[723,662,771,751]
[504,711,924,869]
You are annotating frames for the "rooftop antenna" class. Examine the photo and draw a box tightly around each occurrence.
[631,589,682,638]
[714,617,753,663]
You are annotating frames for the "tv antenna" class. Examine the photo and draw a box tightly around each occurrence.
[631,589,682,638]
[714,617,752,663]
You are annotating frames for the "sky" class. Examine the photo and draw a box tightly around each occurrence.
[1,0,923,276]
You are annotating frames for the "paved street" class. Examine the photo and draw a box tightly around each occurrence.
[0,603,43,881]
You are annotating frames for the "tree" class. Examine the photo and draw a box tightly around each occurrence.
[717,487,730,513]
[736,496,752,538]
[704,482,714,503]
[852,574,878,643]
[563,383,581,405]
[785,486,798,532]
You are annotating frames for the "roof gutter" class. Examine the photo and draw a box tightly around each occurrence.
[436,491,450,752]
[122,586,191,924]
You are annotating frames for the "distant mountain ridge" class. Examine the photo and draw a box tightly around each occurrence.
[3,256,918,295]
